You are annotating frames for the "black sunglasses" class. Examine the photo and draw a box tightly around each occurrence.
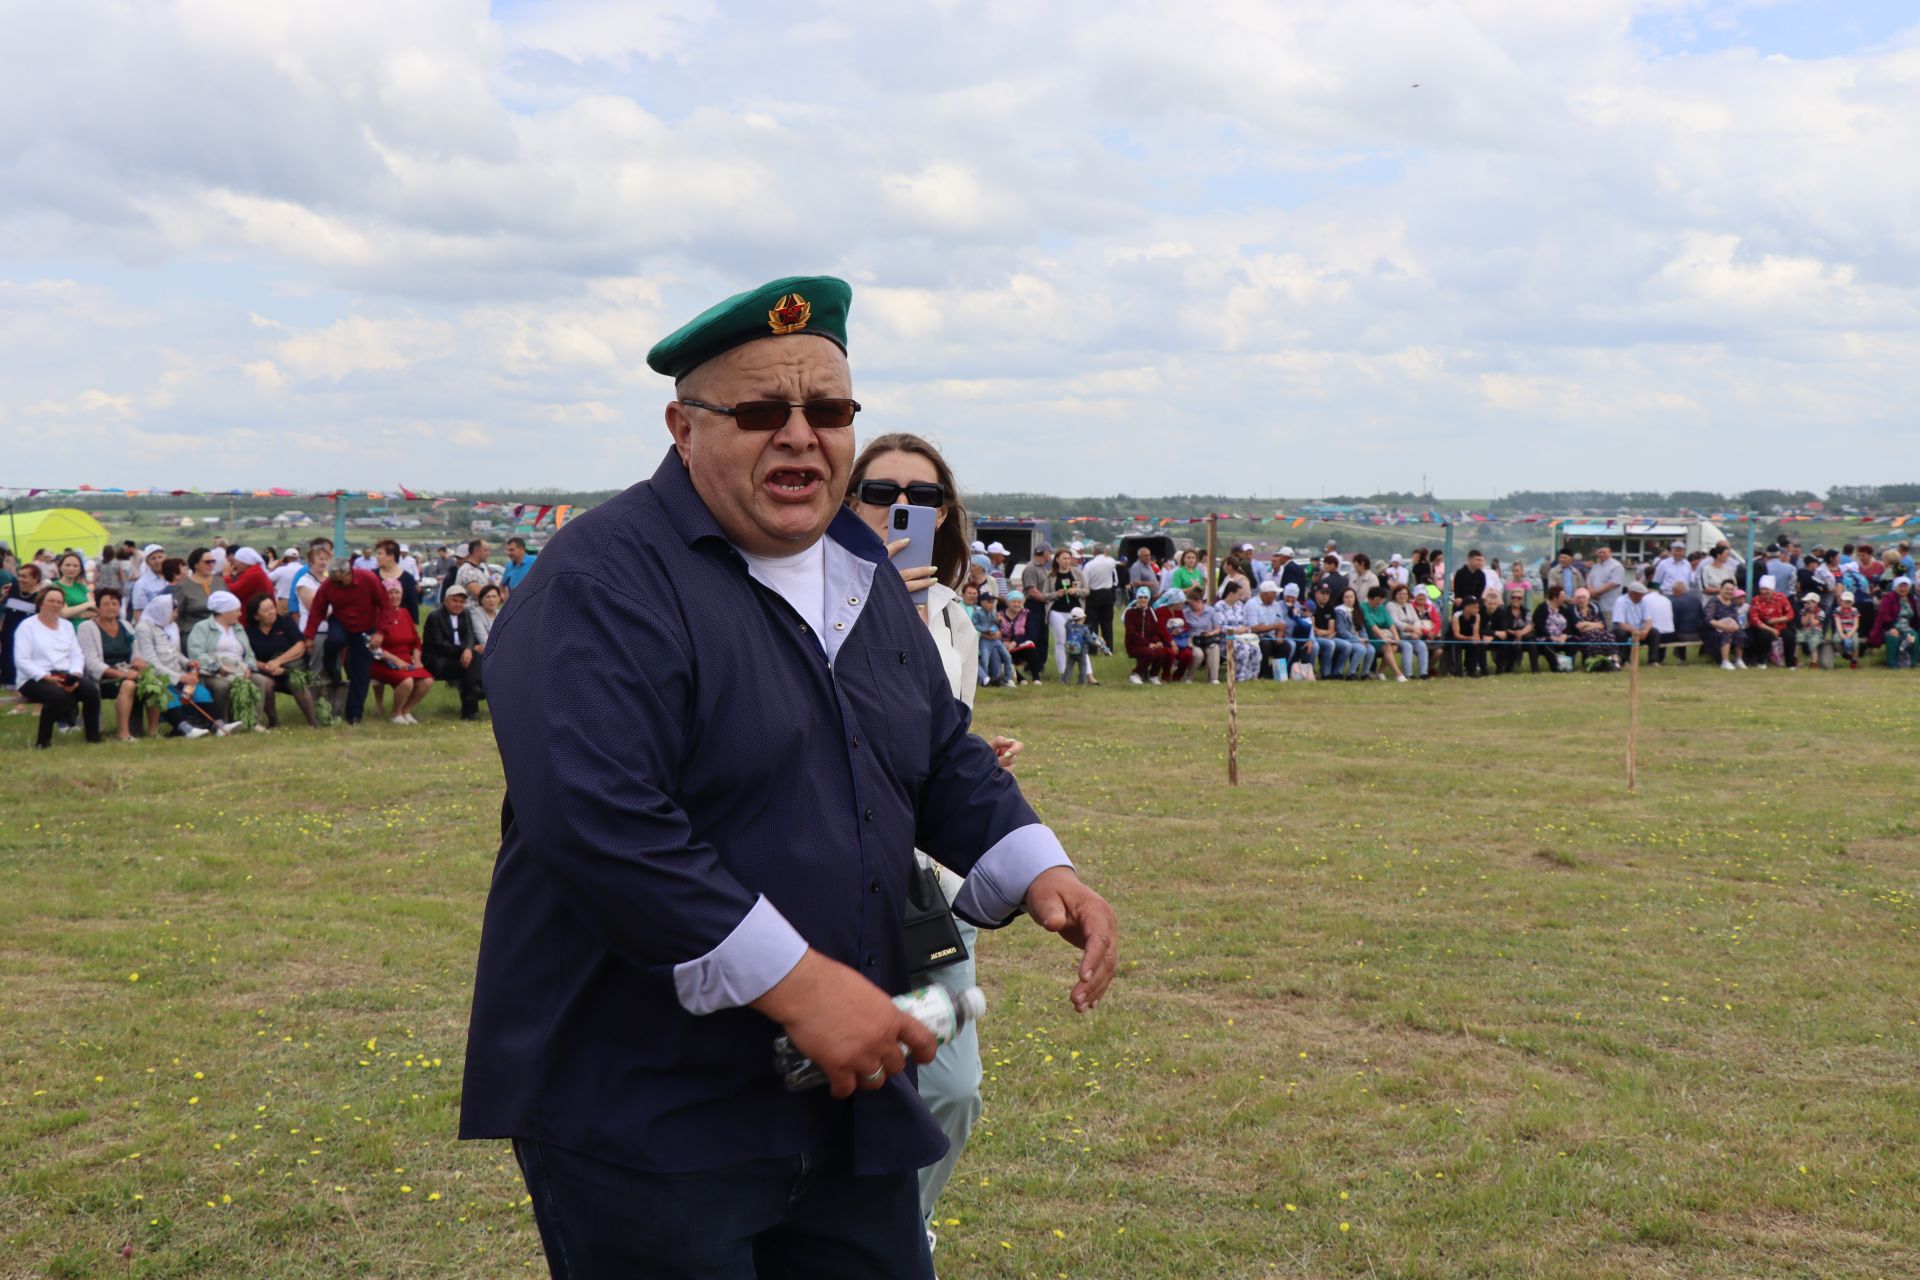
[855,479,947,508]
[678,397,861,432]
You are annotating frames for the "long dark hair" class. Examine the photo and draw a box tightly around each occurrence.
[846,433,972,590]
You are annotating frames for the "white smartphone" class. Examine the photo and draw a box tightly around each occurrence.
[888,502,938,605]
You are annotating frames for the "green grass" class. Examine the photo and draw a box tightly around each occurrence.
[2,660,1917,1278]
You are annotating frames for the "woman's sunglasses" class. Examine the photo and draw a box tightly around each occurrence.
[855,479,948,508]
[678,397,861,432]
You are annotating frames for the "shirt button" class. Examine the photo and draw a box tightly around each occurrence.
[833,621,845,631]
[864,808,874,823]
[799,623,810,634]
[870,879,882,894]
[898,651,908,664]
[850,736,861,749]
[864,954,877,969]
[848,596,859,605]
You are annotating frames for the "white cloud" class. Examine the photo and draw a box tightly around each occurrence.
[1,0,1918,493]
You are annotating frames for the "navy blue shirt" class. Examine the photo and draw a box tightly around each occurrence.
[460,449,1058,1176]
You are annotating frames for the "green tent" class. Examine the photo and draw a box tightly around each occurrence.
[3,508,112,564]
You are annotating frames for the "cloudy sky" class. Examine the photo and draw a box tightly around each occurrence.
[4,0,1917,498]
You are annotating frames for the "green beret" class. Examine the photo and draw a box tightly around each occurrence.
[646,275,851,381]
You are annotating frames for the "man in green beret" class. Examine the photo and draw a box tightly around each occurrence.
[462,275,1119,1279]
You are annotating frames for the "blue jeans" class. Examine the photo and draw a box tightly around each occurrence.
[978,639,1011,685]
[915,919,982,1223]
[513,1136,934,1280]
[323,626,374,723]
[1400,637,1429,676]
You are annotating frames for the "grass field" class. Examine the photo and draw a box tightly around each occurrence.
[3,659,1917,1279]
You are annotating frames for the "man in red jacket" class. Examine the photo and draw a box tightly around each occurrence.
[301,561,387,723]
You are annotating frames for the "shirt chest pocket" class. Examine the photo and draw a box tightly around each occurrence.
[850,642,933,785]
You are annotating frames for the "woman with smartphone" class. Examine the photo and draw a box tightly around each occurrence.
[845,432,1024,1259]
[1042,547,1089,682]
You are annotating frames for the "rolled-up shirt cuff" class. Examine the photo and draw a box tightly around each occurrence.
[951,823,1074,928]
[671,895,809,1015]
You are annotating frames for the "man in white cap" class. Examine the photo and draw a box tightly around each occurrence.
[1274,546,1309,598]
[1611,579,1662,665]
[1586,545,1627,616]
[984,541,1011,593]
[1244,580,1292,677]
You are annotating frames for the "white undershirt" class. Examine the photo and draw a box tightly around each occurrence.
[737,540,826,652]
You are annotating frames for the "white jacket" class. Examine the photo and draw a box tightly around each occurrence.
[13,617,84,687]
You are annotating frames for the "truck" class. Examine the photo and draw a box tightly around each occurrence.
[1553,518,1734,576]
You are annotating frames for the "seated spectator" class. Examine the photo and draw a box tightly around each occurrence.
[1488,587,1532,674]
[1833,591,1863,668]
[1334,587,1377,679]
[1386,584,1429,679]
[1449,594,1489,678]
[369,579,435,723]
[966,582,1012,687]
[1181,586,1225,684]
[1870,576,1919,668]
[469,582,503,653]
[1567,588,1611,666]
[424,583,487,719]
[1611,580,1662,665]
[1529,583,1575,672]
[1668,580,1705,662]
[1747,575,1796,669]
[1124,585,1189,685]
[187,590,275,728]
[246,594,320,728]
[1702,580,1745,670]
[1169,549,1206,593]
[1244,580,1294,678]
[77,588,142,742]
[1002,592,1046,685]
[1793,592,1833,669]
[1361,585,1405,682]
[14,586,103,748]
[1213,581,1264,682]
[131,594,218,737]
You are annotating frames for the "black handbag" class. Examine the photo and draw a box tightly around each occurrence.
[903,862,968,984]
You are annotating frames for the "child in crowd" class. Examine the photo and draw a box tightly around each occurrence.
[1834,591,1861,669]
[1796,592,1831,669]
[1063,605,1107,685]
[965,582,1011,687]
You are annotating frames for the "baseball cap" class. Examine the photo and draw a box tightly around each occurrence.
[1069,605,1085,618]
[970,540,986,553]
[1627,580,1649,594]
[986,541,1007,555]
[1800,592,1820,602]
[445,583,469,598]
[1841,591,1856,601]
[1258,580,1280,595]
[1277,546,1295,557]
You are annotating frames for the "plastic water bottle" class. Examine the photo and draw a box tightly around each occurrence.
[773,985,986,1092]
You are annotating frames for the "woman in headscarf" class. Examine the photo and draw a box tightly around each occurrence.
[129,544,169,619]
[225,547,277,615]
[187,589,272,728]
[367,577,434,724]
[130,591,214,736]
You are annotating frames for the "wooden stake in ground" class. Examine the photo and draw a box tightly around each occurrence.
[1225,630,1240,786]
[1626,637,1640,793]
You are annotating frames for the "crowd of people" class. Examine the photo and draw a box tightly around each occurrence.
[0,534,534,748]
[953,534,1920,686]
[7,518,1916,748]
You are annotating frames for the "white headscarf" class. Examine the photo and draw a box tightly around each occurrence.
[135,545,168,590]
[208,590,242,617]
[234,547,265,568]
[140,592,179,647]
